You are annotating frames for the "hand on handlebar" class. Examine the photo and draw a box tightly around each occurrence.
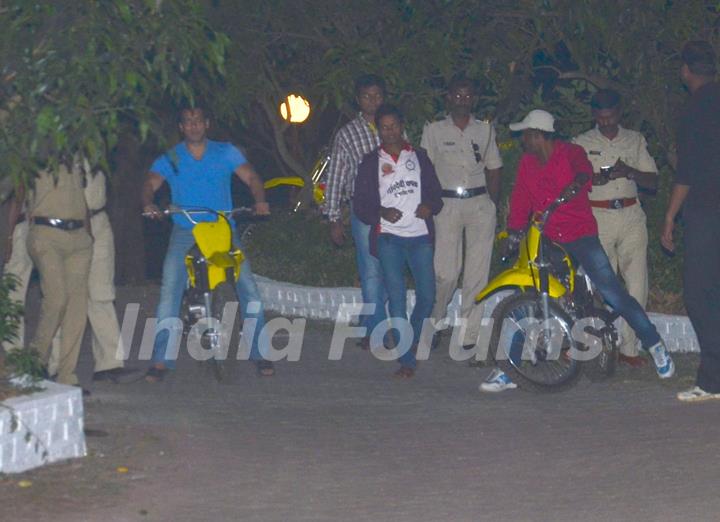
[142,204,163,220]
[253,201,270,216]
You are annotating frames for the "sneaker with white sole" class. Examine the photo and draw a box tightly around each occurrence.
[647,341,675,379]
[479,368,518,393]
[677,386,720,402]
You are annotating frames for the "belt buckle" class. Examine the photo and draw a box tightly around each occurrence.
[611,199,623,210]
[49,218,62,226]
[456,188,469,199]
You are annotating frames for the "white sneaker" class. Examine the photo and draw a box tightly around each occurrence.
[677,386,720,402]
[647,342,675,379]
[479,368,518,393]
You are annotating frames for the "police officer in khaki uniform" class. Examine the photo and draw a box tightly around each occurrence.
[25,160,92,387]
[573,89,658,367]
[48,170,142,383]
[421,77,503,349]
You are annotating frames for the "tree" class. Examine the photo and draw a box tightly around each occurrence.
[0,0,228,186]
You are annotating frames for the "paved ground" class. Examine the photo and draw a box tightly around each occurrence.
[2,285,720,522]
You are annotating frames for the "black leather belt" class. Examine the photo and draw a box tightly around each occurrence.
[441,187,487,199]
[32,217,85,231]
[90,206,106,217]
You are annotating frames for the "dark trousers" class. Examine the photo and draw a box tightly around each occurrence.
[684,208,720,392]
[562,235,661,349]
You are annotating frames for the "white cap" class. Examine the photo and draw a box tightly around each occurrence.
[508,109,555,132]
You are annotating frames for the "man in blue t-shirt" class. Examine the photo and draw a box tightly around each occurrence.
[141,105,274,380]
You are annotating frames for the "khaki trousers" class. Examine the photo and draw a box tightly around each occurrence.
[49,212,124,374]
[431,195,496,344]
[27,225,92,385]
[593,204,649,357]
[2,221,32,351]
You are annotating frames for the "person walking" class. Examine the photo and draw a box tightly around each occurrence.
[662,41,720,401]
[353,104,443,377]
[26,159,93,391]
[324,74,388,349]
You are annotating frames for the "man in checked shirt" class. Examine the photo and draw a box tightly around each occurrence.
[325,74,388,349]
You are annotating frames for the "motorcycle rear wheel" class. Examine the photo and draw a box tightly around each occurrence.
[488,291,581,392]
[580,309,619,382]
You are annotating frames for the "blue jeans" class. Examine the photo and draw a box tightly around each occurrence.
[151,225,268,368]
[350,208,388,337]
[376,234,435,369]
[562,235,661,349]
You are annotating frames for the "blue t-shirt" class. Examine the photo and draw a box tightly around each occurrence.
[151,140,247,228]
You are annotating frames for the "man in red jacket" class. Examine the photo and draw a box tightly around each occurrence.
[480,109,674,392]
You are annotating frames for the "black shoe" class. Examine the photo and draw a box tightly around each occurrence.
[93,366,145,384]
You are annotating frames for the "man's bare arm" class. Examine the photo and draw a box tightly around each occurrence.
[485,167,502,204]
[234,163,270,215]
[660,183,690,252]
[141,171,165,218]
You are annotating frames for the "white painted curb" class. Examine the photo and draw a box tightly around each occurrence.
[255,276,698,353]
[0,380,86,474]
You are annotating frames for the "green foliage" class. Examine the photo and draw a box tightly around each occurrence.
[0,0,229,187]
[4,349,45,383]
[0,273,23,346]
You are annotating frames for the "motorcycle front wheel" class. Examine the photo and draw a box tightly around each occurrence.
[488,291,581,392]
[207,280,241,383]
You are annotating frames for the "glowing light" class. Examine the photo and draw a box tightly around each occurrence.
[280,94,311,123]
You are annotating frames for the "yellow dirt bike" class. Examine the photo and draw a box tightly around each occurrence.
[262,147,330,212]
[145,206,248,382]
[475,177,619,392]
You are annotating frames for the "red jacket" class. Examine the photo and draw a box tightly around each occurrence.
[508,141,596,243]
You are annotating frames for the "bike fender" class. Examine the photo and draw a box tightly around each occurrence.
[264,176,305,190]
[474,267,567,302]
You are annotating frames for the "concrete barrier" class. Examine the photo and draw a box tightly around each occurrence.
[255,276,698,353]
[0,381,86,474]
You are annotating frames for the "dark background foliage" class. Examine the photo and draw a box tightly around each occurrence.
[1,0,716,311]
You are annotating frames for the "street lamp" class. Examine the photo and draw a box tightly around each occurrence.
[279,94,311,123]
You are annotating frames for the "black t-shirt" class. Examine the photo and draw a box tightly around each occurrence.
[676,82,720,210]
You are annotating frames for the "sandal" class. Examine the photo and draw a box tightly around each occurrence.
[393,366,415,379]
[256,360,275,377]
[145,366,168,383]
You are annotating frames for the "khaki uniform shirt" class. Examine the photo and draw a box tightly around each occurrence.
[420,115,503,190]
[28,161,87,220]
[572,126,657,200]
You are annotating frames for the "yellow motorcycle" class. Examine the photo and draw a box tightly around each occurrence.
[262,147,330,212]
[475,177,619,392]
[146,206,247,382]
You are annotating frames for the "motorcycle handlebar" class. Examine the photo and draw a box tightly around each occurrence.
[535,173,590,227]
[141,206,255,219]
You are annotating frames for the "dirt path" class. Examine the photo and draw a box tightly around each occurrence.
[2,285,719,522]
